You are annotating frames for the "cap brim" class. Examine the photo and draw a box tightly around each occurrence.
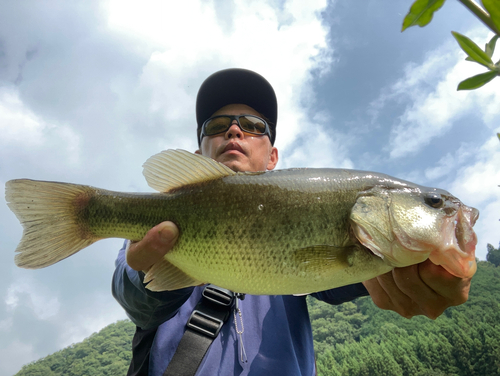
[196,68,277,145]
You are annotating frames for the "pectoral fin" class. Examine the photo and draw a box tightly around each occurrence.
[290,245,359,296]
[144,257,204,291]
[291,244,392,295]
[293,245,354,269]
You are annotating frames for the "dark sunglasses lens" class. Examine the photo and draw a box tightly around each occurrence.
[204,117,232,135]
[239,116,267,134]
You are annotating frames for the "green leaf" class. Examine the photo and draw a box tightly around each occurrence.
[457,70,498,90]
[497,132,500,141]
[485,35,499,58]
[452,31,494,68]
[482,0,500,33]
[402,0,446,31]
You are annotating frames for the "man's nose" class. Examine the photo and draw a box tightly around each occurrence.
[225,121,243,139]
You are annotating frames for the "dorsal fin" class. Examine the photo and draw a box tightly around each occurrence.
[142,149,236,192]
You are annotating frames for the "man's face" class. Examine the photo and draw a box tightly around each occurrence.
[197,104,278,173]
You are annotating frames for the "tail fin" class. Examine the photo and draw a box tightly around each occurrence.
[5,179,96,268]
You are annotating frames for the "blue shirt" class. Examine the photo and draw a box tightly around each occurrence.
[113,241,369,376]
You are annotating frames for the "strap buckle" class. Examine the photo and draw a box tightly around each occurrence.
[185,285,235,339]
[202,285,234,307]
[187,310,224,339]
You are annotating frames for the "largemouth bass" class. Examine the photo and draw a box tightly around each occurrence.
[5,150,478,295]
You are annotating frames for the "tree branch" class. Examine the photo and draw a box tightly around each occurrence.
[457,0,500,35]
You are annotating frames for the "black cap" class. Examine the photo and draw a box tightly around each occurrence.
[196,68,278,145]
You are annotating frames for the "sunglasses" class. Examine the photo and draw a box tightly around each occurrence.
[200,115,271,143]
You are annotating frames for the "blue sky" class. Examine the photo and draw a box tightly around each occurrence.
[1,0,499,374]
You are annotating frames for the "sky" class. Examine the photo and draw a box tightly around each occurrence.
[1,0,499,374]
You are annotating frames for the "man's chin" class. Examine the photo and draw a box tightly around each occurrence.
[220,161,245,172]
[215,157,245,172]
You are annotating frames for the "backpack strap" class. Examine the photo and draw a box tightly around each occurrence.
[163,285,235,376]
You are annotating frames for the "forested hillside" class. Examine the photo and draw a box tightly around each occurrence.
[15,261,500,376]
[14,320,135,376]
[310,261,500,375]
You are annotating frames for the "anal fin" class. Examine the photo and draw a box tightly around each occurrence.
[144,257,204,291]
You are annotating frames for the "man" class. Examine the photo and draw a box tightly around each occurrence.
[113,68,471,376]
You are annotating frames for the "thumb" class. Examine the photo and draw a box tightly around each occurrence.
[127,221,179,271]
[157,221,179,248]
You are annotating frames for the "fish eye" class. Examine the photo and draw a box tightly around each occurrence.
[424,194,444,208]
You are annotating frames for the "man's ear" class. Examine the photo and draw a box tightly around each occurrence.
[267,147,279,170]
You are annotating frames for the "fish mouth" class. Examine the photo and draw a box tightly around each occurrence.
[454,205,478,256]
[429,205,479,278]
[352,202,479,279]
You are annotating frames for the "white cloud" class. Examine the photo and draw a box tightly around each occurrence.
[0,340,38,376]
[0,317,12,332]
[450,136,500,207]
[0,87,46,146]
[474,201,500,261]
[424,144,473,181]
[55,293,127,349]
[282,110,354,169]
[106,0,331,153]
[0,1,335,373]
[0,86,83,172]
[389,54,477,158]
[1,1,495,373]
[447,135,500,260]
[364,26,500,261]
[5,278,61,320]
[369,28,500,160]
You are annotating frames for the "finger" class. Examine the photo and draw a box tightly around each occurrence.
[363,277,393,311]
[376,269,424,318]
[392,263,445,319]
[126,221,179,271]
[363,272,422,319]
[417,259,471,305]
[392,260,470,319]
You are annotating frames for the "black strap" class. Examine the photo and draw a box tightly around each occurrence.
[127,326,158,376]
[163,285,235,376]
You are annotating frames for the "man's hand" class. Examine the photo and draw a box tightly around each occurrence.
[126,221,179,271]
[362,259,472,319]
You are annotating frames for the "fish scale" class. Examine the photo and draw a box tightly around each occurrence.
[5,149,478,295]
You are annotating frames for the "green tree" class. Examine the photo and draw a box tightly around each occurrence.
[402,0,500,90]
[487,242,500,266]
[14,263,500,376]
[15,320,135,376]
[313,262,500,376]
